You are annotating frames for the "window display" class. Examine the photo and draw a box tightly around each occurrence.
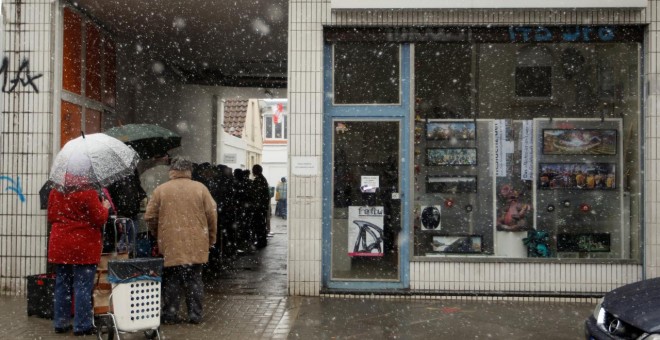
[413,37,640,260]
[542,129,617,155]
[326,26,642,263]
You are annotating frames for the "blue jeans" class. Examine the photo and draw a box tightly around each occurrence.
[53,264,97,332]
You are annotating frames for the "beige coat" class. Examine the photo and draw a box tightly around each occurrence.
[144,169,217,267]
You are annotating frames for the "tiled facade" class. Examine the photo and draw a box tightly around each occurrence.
[0,0,659,297]
[0,0,53,294]
[286,1,658,296]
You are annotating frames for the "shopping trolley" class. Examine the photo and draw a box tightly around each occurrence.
[94,257,163,340]
[94,217,163,340]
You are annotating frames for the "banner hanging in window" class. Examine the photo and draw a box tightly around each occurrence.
[521,121,534,181]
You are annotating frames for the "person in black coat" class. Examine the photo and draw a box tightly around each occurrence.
[216,165,237,258]
[192,162,223,263]
[233,168,252,252]
[250,165,270,249]
[106,169,147,254]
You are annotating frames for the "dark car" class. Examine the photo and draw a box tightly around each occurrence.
[585,277,660,339]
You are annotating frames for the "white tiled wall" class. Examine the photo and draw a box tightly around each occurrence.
[0,0,656,297]
[646,1,660,279]
[288,0,655,296]
[0,0,53,295]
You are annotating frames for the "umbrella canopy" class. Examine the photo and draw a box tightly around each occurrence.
[103,124,181,159]
[49,133,139,193]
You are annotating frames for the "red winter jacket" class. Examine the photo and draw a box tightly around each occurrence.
[47,189,109,264]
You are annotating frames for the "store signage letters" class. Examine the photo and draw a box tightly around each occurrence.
[509,26,615,43]
[387,28,468,42]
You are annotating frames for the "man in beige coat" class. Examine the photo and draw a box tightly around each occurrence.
[144,156,217,324]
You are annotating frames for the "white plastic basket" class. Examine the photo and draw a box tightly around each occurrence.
[111,280,161,332]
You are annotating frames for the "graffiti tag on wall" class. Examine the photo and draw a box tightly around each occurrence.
[0,175,25,202]
[0,57,43,93]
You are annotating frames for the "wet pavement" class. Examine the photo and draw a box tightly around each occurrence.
[0,214,594,339]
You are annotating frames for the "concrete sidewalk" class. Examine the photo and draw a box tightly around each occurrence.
[0,215,593,339]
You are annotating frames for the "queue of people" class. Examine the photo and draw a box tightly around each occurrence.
[192,162,273,257]
[46,153,276,332]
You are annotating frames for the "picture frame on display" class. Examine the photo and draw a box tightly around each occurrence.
[426,148,477,166]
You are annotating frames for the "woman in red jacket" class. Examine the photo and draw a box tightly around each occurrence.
[47,187,110,335]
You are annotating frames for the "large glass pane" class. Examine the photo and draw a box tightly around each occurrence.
[333,43,400,104]
[413,42,641,260]
[332,121,400,280]
[415,43,472,118]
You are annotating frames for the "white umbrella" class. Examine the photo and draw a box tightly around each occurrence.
[49,133,139,192]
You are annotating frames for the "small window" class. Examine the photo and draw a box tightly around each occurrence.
[263,114,287,140]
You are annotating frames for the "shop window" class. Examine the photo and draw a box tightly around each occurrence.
[413,41,641,261]
[333,43,400,105]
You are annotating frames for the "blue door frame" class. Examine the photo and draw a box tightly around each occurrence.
[321,43,411,291]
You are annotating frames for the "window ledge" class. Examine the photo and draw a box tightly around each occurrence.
[411,255,640,265]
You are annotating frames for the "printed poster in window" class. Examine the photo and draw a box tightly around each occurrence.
[521,121,534,181]
[496,182,533,232]
[348,206,384,257]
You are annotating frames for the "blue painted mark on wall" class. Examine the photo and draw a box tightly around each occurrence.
[0,175,26,202]
[0,57,43,93]
[509,26,616,43]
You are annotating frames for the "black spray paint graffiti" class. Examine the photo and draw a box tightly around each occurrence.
[0,57,43,93]
[0,175,25,202]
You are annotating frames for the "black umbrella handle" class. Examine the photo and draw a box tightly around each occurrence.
[96,187,116,216]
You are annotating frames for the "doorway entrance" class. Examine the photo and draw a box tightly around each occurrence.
[329,120,402,282]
